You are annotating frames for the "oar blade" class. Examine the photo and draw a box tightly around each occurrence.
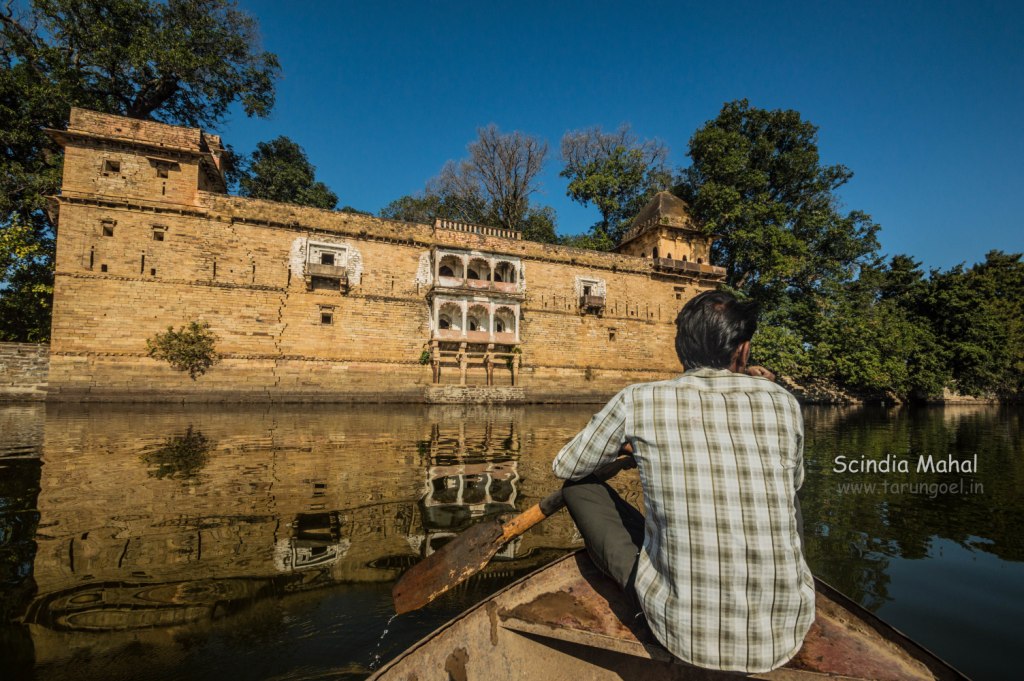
[392,518,505,615]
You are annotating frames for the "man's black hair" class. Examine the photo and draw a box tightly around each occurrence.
[674,290,759,370]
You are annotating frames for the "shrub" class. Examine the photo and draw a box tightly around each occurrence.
[146,321,219,380]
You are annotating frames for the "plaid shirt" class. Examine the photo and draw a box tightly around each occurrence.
[553,368,814,673]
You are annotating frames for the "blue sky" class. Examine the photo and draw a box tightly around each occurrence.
[220,1,1023,271]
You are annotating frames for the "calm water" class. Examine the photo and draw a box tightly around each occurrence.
[1,403,1021,680]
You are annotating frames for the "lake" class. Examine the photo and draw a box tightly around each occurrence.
[1,403,1021,680]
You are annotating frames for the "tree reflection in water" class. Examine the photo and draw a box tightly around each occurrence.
[140,426,213,480]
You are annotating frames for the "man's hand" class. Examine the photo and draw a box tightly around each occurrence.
[745,365,776,381]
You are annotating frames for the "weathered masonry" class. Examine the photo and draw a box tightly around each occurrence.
[46,109,725,402]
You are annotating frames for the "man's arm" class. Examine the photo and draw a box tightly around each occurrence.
[552,388,629,481]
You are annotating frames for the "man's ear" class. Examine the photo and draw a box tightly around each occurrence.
[731,341,751,372]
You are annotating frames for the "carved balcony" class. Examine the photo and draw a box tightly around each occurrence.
[304,262,349,291]
[579,294,606,315]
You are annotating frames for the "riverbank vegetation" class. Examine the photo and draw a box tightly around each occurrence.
[1,2,1020,401]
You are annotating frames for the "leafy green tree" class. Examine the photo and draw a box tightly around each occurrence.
[678,99,879,305]
[560,124,671,247]
[0,0,280,341]
[237,136,338,209]
[520,205,558,244]
[146,321,219,379]
[380,193,446,224]
[921,251,1023,397]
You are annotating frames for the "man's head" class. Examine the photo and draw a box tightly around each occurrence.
[675,290,758,371]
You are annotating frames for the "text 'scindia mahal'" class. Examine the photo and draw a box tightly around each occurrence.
[46,109,725,402]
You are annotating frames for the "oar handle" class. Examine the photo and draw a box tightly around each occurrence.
[499,455,635,543]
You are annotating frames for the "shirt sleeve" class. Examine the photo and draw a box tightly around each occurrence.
[552,388,628,480]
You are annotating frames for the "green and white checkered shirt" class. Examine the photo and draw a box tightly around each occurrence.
[553,368,814,673]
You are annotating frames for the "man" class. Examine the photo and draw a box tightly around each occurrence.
[552,290,813,673]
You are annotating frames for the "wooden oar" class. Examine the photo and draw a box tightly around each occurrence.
[392,455,635,615]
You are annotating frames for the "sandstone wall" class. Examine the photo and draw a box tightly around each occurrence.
[0,343,49,401]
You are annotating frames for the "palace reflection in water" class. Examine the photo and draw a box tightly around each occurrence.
[0,403,1021,681]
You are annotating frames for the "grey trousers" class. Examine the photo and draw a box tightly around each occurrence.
[561,475,645,607]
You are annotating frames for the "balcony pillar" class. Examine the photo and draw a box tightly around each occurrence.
[458,342,468,386]
[431,340,440,384]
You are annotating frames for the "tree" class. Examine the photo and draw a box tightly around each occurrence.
[458,124,548,232]
[520,205,558,244]
[237,136,338,210]
[678,99,879,305]
[0,0,281,341]
[560,124,672,246]
[921,251,1024,397]
[146,320,219,379]
[380,124,557,243]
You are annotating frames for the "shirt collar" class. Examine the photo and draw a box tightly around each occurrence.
[681,367,737,378]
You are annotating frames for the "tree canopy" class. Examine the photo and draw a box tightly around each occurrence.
[0,0,281,342]
[560,124,672,247]
[237,136,338,210]
[678,99,879,305]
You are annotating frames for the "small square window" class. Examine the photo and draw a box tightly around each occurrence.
[150,268,157,276]
[608,328,617,342]
[152,228,165,241]
[102,221,115,237]
[156,166,168,179]
[320,312,333,325]
[103,160,120,175]
[100,264,108,273]
[320,252,335,266]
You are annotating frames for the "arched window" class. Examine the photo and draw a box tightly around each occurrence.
[438,255,464,279]
[666,253,672,260]
[494,261,517,284]
[467,259,490,281]
[438,302,463,332]
[697,258,703,264]
[467,305,489,333]
[494,307,516,338]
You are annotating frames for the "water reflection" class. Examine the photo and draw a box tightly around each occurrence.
[0,402,1020,680]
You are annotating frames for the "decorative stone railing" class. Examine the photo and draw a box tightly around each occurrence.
[434,219,521,240]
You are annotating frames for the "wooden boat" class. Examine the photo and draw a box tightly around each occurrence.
[370,551,967,681]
